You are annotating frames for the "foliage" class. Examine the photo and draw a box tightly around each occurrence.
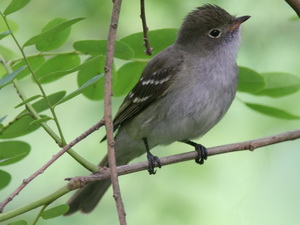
[0,0,300,224]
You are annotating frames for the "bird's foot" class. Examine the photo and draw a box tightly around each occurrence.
[194,144,207,164]
[180,140,208,165]
[147,151,161,175]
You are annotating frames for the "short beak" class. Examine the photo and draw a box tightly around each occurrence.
[228,15,251,32]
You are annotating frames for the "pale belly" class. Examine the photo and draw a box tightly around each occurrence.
[122,79,235,146]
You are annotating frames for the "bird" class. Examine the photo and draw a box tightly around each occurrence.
[65,4,250,215]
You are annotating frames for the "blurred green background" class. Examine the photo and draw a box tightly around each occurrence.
[1,0,300,224]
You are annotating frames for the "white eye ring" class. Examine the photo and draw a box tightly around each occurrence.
[208,28,221,38]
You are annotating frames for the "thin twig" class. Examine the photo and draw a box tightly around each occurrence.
[103,0,127,225]
[285,0,300,17]
[31,204,49,225]
[66,129,300,186]
[0,120,104,213]
[140,0,153,55]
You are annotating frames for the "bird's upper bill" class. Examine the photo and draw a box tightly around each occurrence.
[228,15,251,32]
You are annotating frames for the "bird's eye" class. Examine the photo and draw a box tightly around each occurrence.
[208,29,221,38]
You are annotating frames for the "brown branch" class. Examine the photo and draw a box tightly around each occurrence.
[103,0,127,225]
[140,0,153,55]
[285,0,300,17]
[0,120,104,213]
[66,129,300,187]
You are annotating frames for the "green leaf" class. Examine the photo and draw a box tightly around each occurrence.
[3,0,31,16]
[245,102,300,120]
[0,170,11,190]
[23,17,85,47]
[40,54,98,83]
[0,115,44,139]
[57,73,104,105]
[76,56,104,100]
[76,56,115,100]
[0,141,30,166]
[7,220,27,225]
[114,62,146,96]
[0,30,11,40]
[15,95,42,108]
[254,72,300,98]
[31,91,66,111]
[41,204,69,219]
[36,18,71,51]
[73,40,134,60]
[120,28,177,59]
[35,55,80,83]
[0,65,27,88]
[12,56,45,80]
[18,91,66,115]
[30,116,53,125]
[237,67,265,94]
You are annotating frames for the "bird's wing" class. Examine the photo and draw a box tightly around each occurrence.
[113,47,184,129]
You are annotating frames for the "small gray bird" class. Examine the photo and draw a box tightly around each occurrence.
[66,4,250,214]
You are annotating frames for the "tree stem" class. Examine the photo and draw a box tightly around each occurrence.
[103,0,127,224]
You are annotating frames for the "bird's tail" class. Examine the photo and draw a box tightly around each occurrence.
[65,130,145,215]
[65,154,130,215]
[64,155,110,215]
[65,178,112,215]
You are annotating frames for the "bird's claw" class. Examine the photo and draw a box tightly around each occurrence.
[147,151,161,175]
[194,144,207,164]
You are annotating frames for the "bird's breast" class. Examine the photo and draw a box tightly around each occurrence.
[146,58,238,144]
